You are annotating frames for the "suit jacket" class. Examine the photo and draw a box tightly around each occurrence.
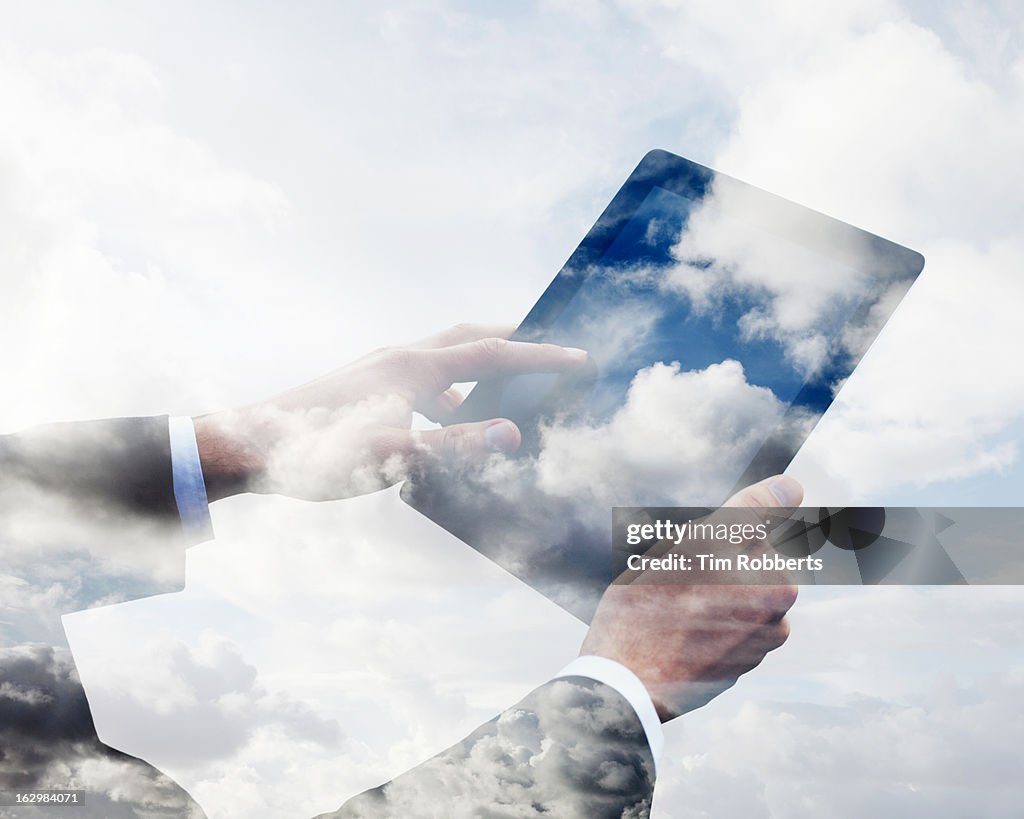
[318,675,655,819]
[0,417,656,818]
[0,416,198,813]
[1,415,183,533]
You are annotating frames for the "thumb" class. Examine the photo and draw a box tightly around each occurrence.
[723,474,804,509]
[412,419,522,460]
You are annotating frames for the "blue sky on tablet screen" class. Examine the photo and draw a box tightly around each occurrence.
[3,3,1024,818]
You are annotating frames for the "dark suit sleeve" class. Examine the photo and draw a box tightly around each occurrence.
[0,416,192,605]
[0,417,207,808]
[0,416,180,519]
[315,677,656,819]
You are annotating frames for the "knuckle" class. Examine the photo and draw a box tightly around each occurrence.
[435,389,460,415]
[774,582,799,611]
[772,617,791,646]
[720,505,765,532]
[742,484,780,510]
[477,336,511,358]
[768,585,798,618]
[438,425,470,456]
[750,583,797,623]
[708,501,764,534]
[379,346,422,375]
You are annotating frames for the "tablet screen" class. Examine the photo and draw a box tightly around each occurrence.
[403,151,924,620]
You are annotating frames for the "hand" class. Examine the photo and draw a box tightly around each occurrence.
[193,324,588,501]
[580,474,803,722]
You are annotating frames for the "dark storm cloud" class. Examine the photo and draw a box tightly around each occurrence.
[317,677,654,819]
[0,645,96,787]
[0,645,204,818]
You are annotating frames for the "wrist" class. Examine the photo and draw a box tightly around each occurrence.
[579,653,674,723]
[579,618,678,723]
[192,411,267,501]
[557,655,665,770]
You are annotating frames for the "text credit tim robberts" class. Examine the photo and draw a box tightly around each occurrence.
[613,510,824,578]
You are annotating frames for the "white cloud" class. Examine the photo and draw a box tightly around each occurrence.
[650,585,1024,818]
[661,178,896,378]
[0,45,293,429]
[4,1,1024,817]
[537,359,794,506]
[64,488,589,818]
[0,644,204,818]
[316,677,654,819]
[621,4,1024,503]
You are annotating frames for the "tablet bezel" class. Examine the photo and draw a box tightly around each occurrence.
[403,149,925,619]
[452,149,924,491]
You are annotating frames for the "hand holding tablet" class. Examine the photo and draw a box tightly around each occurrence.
[403,150,925,620]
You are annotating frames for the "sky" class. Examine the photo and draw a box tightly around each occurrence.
[3,1,1024,817]
[398,171,915,620]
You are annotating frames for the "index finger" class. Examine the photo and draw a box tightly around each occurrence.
[410,323,518,350]
[424,337,589,383]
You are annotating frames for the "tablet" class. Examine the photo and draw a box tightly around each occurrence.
[402,150,924,621]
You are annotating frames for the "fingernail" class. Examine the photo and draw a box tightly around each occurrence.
[563,347,588,362]
[484,420,519,452]
[768,476,802,506]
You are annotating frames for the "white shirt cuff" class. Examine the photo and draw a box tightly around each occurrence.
[168,416,214,543]
[553,655,664,775]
